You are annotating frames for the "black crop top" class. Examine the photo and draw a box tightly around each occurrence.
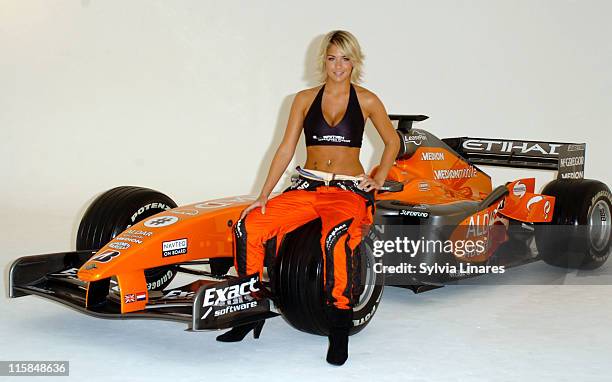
[303,83,365,148]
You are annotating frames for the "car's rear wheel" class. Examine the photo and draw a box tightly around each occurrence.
[275,218,383,336]
[535,179,612,269]
[76,186,179,290]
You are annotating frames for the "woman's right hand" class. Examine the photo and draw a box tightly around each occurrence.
[240,195,269,220]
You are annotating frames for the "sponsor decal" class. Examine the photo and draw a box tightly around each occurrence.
[49,268,79,277]
[125,229,153,237]
[421,152,445,161]
[200,276,260,320]
[170,209,199,216]
[85,263,97,270]
[463,139,562,156]
[162,238,188,257]
[526,196,544,211]
[162,290,195,300]
[434,166,478,180]
[312,134,351,144]
[144,216,179,228]
[109,242,130,250]
[418,181,430,192]
[601,206,607,222]
[296,180,310,190]
[91,250,120,263]
[559,156,585,168]
[405,132,427,146]
[466,199,506,238]
[354,304,377,326]
[113,236,143,244]
[560,171,584,179]
[325,222,349,253]
[567,144,586,152]
[512,181,527,198]
[544,200,551,220]
[194,196,257,209]
[130,203,172,223]
[399,210,430,218]
[146,269,175,291]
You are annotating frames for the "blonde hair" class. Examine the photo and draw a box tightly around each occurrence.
[317,30,365,84]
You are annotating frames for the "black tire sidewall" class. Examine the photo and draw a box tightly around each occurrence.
[276,219,384,336]
[76,186,178,290]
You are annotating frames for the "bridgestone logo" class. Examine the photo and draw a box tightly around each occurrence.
[434,167,478,180]
[560,156,584,168]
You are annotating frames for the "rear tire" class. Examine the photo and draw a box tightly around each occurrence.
[535,179,612,269]
[275,218,383,336]
[76,186,179,290]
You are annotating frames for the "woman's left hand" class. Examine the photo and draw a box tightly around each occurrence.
[356,174,384,192]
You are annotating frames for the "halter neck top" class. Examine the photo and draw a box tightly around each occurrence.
[303,83,365,148]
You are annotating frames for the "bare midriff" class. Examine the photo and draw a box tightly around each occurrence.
[303,146,365,176]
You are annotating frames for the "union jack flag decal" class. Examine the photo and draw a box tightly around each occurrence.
[124,294,136,304]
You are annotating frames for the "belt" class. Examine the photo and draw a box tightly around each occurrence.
[287,166,376,208]
[295,166,362,185]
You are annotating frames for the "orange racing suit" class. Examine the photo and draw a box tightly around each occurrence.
[232,167,375,310]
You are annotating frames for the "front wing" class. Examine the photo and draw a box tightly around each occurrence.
[9,251,279,330]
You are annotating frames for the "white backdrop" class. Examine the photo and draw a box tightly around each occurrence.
[2,2,612,380]
[2,0,611,222]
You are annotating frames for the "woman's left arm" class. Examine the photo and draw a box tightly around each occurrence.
[359,92,401,191]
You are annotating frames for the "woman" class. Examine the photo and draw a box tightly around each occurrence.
[216,30,400,366]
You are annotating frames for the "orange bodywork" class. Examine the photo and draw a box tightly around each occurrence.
[77,137,554,313]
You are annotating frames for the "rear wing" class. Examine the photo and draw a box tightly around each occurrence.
[441,137,586,179]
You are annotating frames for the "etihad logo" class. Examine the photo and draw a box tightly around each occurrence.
[463,140,562,156]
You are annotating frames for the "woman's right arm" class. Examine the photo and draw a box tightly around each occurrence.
[240,90,308,218]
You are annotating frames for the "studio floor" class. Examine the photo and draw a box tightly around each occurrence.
[2,209,611,382]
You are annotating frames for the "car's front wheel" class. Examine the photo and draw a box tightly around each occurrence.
[275,218,383,336]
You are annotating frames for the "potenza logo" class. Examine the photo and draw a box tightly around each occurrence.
[200,276,260,320]
[162,238,188,257]
[144,215,179,228]
[130,203,172,223]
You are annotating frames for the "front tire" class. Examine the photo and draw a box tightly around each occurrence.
[76,186,179,290]
[275,218,383,336]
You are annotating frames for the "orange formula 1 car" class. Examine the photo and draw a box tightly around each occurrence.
[9,115,612,335]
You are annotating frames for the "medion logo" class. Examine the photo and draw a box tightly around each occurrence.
[421,152,445,161]
[463,139,562,156]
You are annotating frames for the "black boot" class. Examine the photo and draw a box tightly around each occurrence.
[215,320,265,342]
[325,307,353,366]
